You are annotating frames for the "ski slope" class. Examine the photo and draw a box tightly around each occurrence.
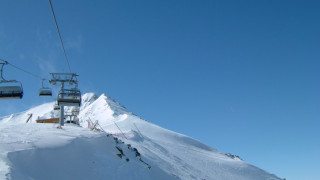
[0,93,282,180]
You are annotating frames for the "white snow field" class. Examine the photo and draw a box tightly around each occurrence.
[0,93,282,180]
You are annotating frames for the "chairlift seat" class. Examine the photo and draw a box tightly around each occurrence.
[57,89,81,107]
[39,88,52,96]
[0,86,23,99]
[53,105,60,110]
[71,108,79,113]
[0,61,23,100]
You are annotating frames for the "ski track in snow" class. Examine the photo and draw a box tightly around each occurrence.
[0,93,282,180]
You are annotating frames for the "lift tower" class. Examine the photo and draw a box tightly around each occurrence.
[49,73,81,127]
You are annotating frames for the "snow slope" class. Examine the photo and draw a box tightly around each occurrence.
[0,93,282,180]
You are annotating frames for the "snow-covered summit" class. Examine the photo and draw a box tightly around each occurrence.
[80,92,98,109]
[79,94,133,126]
[0,93,282,180]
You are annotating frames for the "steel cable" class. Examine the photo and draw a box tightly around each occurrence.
[48,0,72,73]
[0,58,43,79]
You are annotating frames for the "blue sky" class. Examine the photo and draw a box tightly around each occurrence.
[1,0,319,179]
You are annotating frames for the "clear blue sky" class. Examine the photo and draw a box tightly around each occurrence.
[1,0,319,179]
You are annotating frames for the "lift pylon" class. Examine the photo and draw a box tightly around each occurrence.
[49,73,81,126]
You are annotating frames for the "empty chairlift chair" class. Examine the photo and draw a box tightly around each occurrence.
[0,61,23,99]
[39,79,52,97]
[71,107,80,115]
[39,88,52,96]
[57,88,81,107]
[53,102,60,110]
[0,81,23,99]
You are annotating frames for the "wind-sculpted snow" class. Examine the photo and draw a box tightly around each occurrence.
[1,123,172,179]
[0,93,282,180]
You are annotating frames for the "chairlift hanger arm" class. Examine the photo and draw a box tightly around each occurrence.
[0,60,19,83]
[0,59,8,81]
[0,59,8,64]
[42,78,45,87]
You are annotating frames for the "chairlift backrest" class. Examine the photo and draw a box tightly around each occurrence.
[0,82,23,99]
[71,107,80,115]
[39,88,52,97]
[0,61,23,100]
[57,89,81,107]
[53,105,60,110]
[39,79,52,97]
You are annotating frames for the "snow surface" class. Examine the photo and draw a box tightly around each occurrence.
[0,93,282,180]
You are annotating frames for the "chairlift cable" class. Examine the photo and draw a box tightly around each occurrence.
[8,63,43,79]
[0,58,8,64]
[0,58,43,80]
[48,0,72,73]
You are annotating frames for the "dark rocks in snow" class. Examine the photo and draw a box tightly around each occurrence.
[225,153,243,160]
[116,146,124,156]
[133,148,141,157]
[117,154,122,159]
[126,144,140,157]
[139,158,151,169]
[101,130,150,168]
[172,174,181,179]
[113,137,124,144]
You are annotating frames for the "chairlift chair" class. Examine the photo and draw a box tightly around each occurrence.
[0,61,23,100]
[53,102,60,110]
[71,107,80,115]
[39,88,52,96]
[39,79,52,97]
[57,88,81,107]
[0,81,23,99]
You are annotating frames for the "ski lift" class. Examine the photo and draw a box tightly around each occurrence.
[71,107,79,115]
[57,88,81,107]
[39,79,52,97]
[0,61,23,99]
[53,102,60,110]
[53,105,60,110]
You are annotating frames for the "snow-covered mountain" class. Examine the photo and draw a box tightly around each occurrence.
[0,93,282,180]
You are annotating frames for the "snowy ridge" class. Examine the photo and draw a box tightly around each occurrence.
[0,102,55,124]
[80,92,99,110]
[0,93,282,180]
